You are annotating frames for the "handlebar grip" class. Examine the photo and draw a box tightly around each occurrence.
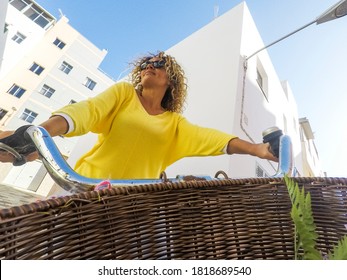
[0,125,36,166]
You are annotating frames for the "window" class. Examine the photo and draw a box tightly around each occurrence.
[59,61,73,74]
[20,109,38,123]
[7,84,26,98]
[9,0,27,11]
[29,62,45,75]
[53,38,66,49]
[4,23,9,33]
[10,0,52,29]
[84,77,97,90]
[12,32,26,44]
[283,115,288,134]
[23,5,50,28]
[256,59,269,101]
[39,84,55,98]
[0,108,8,121]
[256,69,263,88]
[255,163,269,178]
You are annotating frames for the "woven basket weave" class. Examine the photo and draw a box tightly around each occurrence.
[0,177,346,260]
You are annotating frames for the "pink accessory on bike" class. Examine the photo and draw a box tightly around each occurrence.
[94,180,112,191]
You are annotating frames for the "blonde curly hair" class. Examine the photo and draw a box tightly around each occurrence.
[130,51,187,113]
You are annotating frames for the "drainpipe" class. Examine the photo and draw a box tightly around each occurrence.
[239,56,255,143]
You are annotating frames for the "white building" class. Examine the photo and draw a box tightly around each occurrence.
[0,0,55,80]
[1,1,323,197]
[164,2,305,178]
[0,0,114,196]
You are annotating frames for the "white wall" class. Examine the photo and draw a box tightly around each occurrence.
[230,3,302,178]
[0,3,50,79]
[166,2,302,178]
[164,3,245,178]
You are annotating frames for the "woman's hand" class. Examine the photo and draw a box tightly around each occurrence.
[253,142,278,162]
[227,138,278,162]
[0,116,68,165]
[0,128,39,164]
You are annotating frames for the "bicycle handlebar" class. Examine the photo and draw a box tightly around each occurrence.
[1,125,294,194]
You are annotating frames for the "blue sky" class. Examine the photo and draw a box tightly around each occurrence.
[35,0,347,177]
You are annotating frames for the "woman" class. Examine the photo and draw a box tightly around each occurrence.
[0,51,277,179]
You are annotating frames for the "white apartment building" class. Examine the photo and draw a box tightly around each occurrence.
[164,2,309,178]
[0,0,114,195]
[0,0,55,80]
[0,1,323,197]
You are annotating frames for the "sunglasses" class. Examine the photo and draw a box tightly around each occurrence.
[140,60,166,70]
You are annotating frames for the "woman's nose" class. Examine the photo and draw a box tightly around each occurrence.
[146,63,154,69]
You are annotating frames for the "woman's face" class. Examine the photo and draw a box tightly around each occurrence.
[140,57,170,90]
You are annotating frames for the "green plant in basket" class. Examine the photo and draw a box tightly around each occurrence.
[284,175,347,260]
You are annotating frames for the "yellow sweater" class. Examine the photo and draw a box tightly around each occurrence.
[54,82,236,179]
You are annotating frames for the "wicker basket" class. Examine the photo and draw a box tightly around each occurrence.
[0,177,346,260]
